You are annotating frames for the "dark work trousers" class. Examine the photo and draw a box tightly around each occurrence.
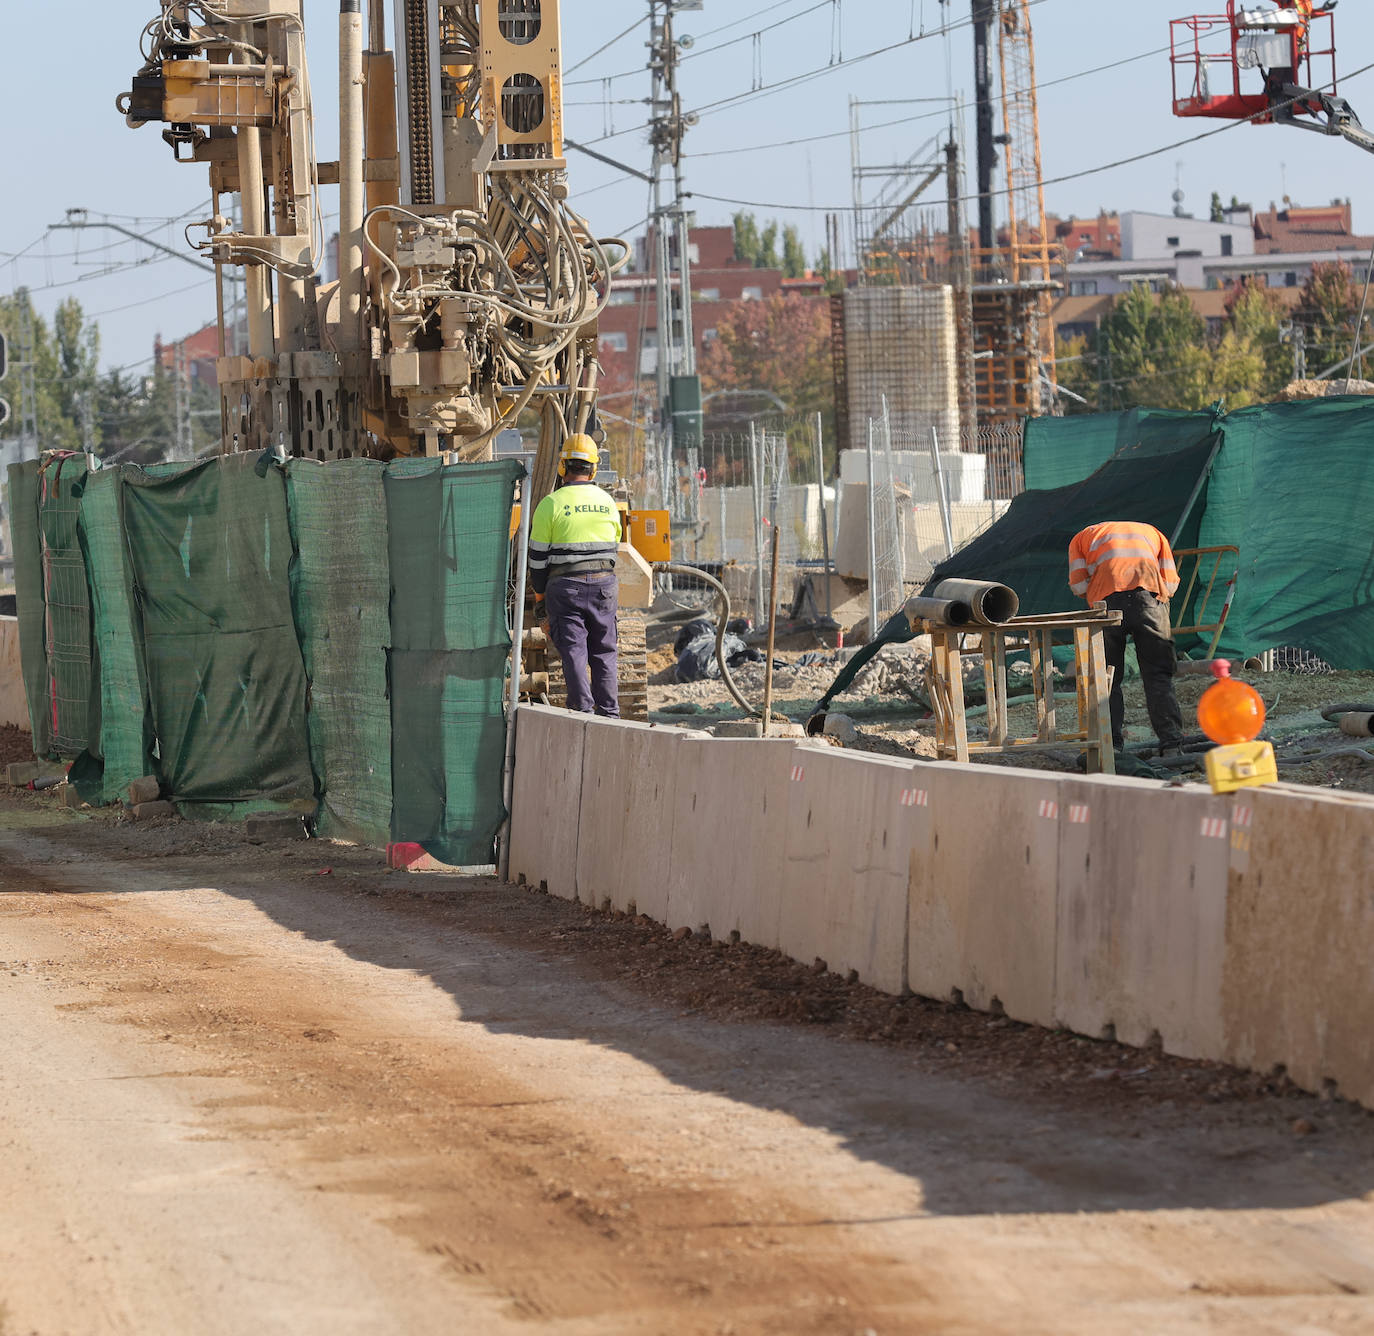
[1102,588,1184,750]
[545,572,620,717]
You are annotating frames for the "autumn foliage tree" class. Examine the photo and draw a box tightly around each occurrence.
[698,293,834,432]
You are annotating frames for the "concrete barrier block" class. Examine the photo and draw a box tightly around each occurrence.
[780,749,925,994]
[666,738,798,948]
[1223,784,1374,1105]
[908,763,1061,1025]
[1056,774,1232,1058]
[0,616,25,730]
[508,705,589,900]
[575,719,706,918]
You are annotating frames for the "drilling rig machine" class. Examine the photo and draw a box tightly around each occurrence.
[118,0,652,715]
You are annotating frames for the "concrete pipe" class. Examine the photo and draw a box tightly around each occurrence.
[930,578,1019,625]
[1339,712,1374,738]
[904,595,973,628]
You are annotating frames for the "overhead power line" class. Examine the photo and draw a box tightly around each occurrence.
[681,62,1374,215]
[572,0,1052,140]
[564,16,645,76]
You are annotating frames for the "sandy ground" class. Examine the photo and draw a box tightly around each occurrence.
[3,789,1374,1334]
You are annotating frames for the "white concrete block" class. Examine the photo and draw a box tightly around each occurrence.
[780,749,925,994]
[1056,774,1232,1058]
[666,738,798,948]
[908,763,1061,1024]
[507,705,588,901]
[576,719,706,919]
[0,616,24,730]
[1222,783,1374,1105]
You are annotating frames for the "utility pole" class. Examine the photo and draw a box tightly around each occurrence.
[972,0,999,265]
[17,296,39,463]
[174,344,193,462]
[647,0,702,513]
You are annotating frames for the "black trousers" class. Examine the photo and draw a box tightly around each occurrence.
[1101,589,1184,750]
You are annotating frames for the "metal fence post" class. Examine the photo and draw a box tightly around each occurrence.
[814,411,832,620]
[866,417,879,640]
[930,426,956,557]
[749,420,765,625]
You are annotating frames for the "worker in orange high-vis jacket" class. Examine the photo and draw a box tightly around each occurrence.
[1068,520,1185,755]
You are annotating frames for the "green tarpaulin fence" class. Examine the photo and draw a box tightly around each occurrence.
[5,451,521,864]
[930,397,1374,668]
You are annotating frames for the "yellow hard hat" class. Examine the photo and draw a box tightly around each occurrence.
[558,433,600,480]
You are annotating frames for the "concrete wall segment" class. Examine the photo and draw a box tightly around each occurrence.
[1222,783,1374,1106]
[0,617,25,731]
[665,738,799,949]
[574,720,709,920]
[1055,774,1231,1058]
[907,762,1062,1025]
[507,705,588,901]
[780,749,921,995]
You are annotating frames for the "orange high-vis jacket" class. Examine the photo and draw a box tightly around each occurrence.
[1068,521,1181,605]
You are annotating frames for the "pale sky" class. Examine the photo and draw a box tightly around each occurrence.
[5,0,1374,372]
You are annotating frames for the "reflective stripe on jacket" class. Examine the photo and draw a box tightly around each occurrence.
[1067,520,1180,604]
[528,480,621,593]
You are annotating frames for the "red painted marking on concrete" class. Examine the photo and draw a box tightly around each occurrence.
[1038,799,1059,820]
[1068,804,1091,824]
[790,765,806,783]
[1199,817,1229,840]
[1234,804,1253,828]
[900,788,929,808]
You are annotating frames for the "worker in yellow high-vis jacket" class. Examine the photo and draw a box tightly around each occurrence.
[529,435,623,717]
[1069,520,1184,755]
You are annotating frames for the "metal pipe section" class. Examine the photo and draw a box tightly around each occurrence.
[498,466,534,883]
[337,0,366,352]
[931,577,1019,625]
[235,44,275,359]
[904,595,973,627]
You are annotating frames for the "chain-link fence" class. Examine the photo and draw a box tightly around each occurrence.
[632,412,1025,631]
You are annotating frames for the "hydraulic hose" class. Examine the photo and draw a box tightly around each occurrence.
[658,563,761,719]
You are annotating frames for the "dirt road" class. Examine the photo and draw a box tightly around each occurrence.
[3,792,1374,1335]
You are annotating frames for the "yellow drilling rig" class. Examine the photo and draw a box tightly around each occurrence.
[118,0,655,713]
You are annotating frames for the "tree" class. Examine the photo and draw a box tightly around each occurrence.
[1221,278,1290,402]
[0,289,94,453]
[1210,191,1225,223]
[732,211,760,264]
[755,220,779,271]
[1296,259,1360,372]
[698,293,834,432]
[1095,283,1212,410]
[781,225,806,279]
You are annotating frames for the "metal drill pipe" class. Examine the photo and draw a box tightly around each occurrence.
[338,0,366,351]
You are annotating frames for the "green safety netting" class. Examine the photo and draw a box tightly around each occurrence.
[386,457,522,867]
[925,430,1220,621]
[6,460,53,755]
[117,453,314,815]
[7,451,520,861]
[988,396,1374,666]
[76,466,155,800]
[285,458,392,847]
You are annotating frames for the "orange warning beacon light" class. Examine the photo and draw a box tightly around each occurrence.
[1197,659,1266,743]
[1198,660,1277,793]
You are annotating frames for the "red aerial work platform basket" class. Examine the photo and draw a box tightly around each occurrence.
[1170,2,1336,122]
